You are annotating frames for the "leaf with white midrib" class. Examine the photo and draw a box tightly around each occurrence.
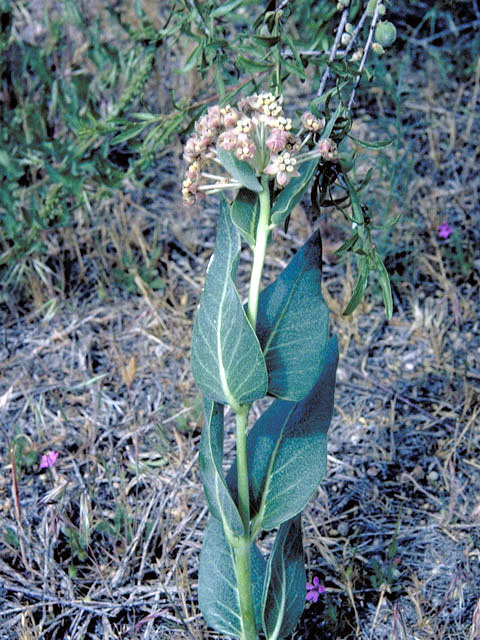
[256,230,329,401]
[198,518,266,636]
[227,336,339,532]
[262,515,305,639]
[199,399,244,536]
[191,197,268,408]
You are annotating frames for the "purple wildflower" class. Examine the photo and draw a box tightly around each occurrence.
[306,576,325,603]
[438,221,453,239]
[39,450,59,469]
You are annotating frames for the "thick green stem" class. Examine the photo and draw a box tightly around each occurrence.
[236,406,251,531]
[235,406,257,640]
[247,176,271,330]
[232,177,271,640]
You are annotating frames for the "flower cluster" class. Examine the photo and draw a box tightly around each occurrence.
[182,92,338,204]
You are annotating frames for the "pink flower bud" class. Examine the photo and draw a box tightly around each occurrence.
[301,111,325,132]
[218,131,238,152]
[223,109,241,128]
[234,133,255,160]
[206,105,222,129]
[317,138,338,162]
[266,128,290,153]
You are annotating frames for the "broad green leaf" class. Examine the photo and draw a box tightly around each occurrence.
[198,518,266,636]
[343,256,369,316]
[216,148,263,193]
[373,250,393,320]
[199,399,244,536]
[256,230,329,401]
[262,515,306,640]
[191,197,268,408]
[227,336,339,531]
[348,133,393,149]
[230,188,259,247]
[270,159,318,227]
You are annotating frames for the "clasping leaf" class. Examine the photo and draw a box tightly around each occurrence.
[230,187,260,247]
[199,399,244,537]
[261,515,306,639]
[191,197,268,409]
[198,518,266,636]
[216,147,263,193]
[256,230,329,401]
[227,336,339,532]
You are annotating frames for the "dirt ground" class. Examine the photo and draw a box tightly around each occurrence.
[1,2,480,639]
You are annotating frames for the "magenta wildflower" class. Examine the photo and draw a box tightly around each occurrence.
[438,221,453,239]
[39,450,59,469]
[306,576,325,603]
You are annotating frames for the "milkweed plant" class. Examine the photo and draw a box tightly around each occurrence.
[183,1,397,638]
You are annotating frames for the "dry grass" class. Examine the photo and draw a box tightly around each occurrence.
[1,2,480,639]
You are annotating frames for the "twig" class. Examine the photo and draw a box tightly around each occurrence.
[317,8,349,97]
[474,0,480,22]
[343,5,370,59]
[348,0,383,110]
[409,19,480,46]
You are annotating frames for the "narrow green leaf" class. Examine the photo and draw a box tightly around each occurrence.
[319,102,343,141]
[262,515,306,639]
[199,399,244,536]
[256,230,329,401]
[230,187,259,247]
[252,35,281,47]
[282,58,307,81]
[270,159,318,227]
[236,56,274,73]
[191,197,268,408]
[211,0,246,18]
[342,257,369,316]
[227,337,339,531]
[110,123,146,144]
[348,133,393,149]
[216,148,263,193]
[374,251,393,320]
[344,176,364,225]
[333,231,359,256]
[198,518,266,636]
[372,212,402,230]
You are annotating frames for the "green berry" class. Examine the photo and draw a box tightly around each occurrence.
[374,21,397,48]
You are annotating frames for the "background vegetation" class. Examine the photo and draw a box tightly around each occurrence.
[0,1,479,638]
